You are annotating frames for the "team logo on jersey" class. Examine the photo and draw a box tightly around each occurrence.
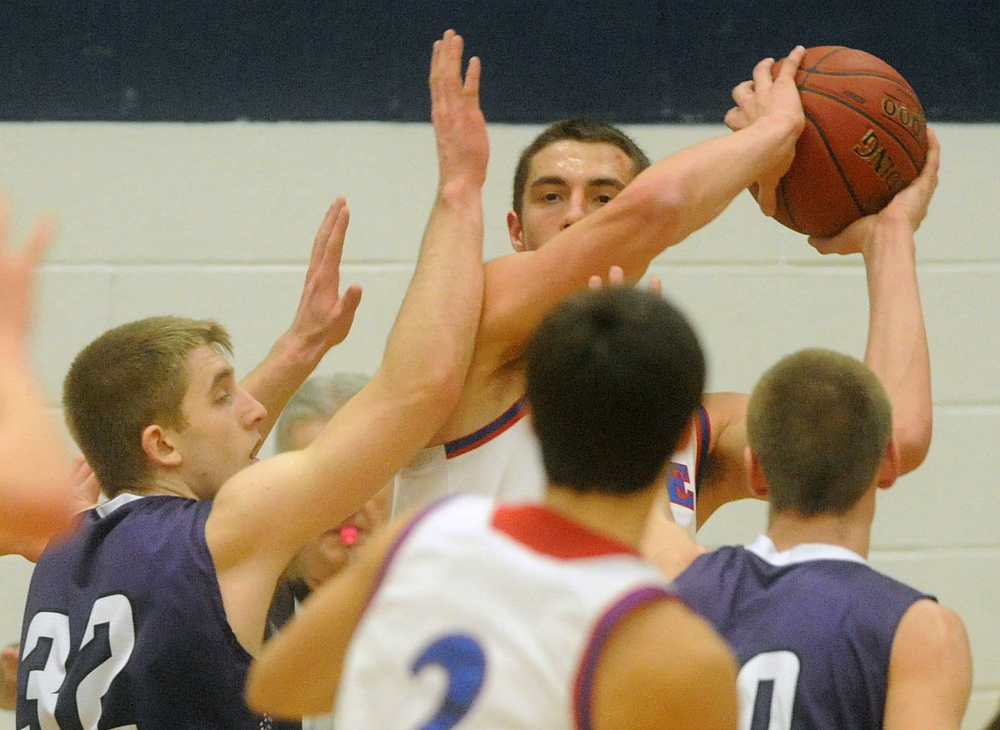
[668,463,695,509]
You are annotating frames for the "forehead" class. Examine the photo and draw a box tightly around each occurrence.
[183,345,233,394]
[528,140,636,184]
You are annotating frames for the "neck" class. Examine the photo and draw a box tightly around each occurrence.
[544,483,656,549]
[766,492,875,558]
[139,473,203,500]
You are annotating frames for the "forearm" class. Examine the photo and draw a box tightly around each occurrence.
[623,113,801,264]
[239,332,329,442]
[380,182,484,409]
[862,217,931,474]
[0,346,74,558]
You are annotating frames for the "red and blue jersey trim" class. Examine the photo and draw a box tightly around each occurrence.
[491,504,639,560]
[444,397,529,459]
[573,586,675,730]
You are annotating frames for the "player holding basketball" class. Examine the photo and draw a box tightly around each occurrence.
[671,347,971,729]
[393,46,932,543]
[16,30,485,730]
[247,286,738,730]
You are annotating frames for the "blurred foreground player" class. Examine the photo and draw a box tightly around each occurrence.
[247,287,738,730]
[673,348,971,729]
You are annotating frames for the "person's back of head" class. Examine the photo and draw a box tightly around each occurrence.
[526,287,704,495]
[274,373,370,453]
[747,347,893,515]
[511,117,651,216]
[63,316,232,499]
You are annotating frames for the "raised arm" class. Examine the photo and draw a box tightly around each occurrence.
[883,599,971,730]
[479,47,806,361]
[208,29,487,652]
[809,129,939,474]
[0,197,74,560]
[238,199,363,442]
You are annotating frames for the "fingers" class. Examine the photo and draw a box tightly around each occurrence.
[775,45,806,82]
[920,127,940,186]
[0,193,55,268]
[464,55,481,97]
[647,276,662,297]
[22,215,56,269]
[587,266,626,290]
[310,198,347,268]
[313,202,350,287]
[430,29,462,94]
[757,186,777,218]
[335,284,363,324]
[752,57,776,89]
[730,79,754,108]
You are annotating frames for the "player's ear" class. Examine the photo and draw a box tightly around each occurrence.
[507,210,528,252]
[141,423,182,467]
[745,446,769,499]
[875,438,900,490]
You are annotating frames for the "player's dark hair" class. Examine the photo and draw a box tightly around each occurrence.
[526,288,704,495]
[512,117,651,216]
[747,348,893,515]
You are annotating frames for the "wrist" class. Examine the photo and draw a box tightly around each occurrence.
[437,178,485,205]
[271,329,328,371]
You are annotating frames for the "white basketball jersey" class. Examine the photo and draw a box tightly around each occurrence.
[393,398,711,536]
[334,496,674,730]
[392,397,545,515]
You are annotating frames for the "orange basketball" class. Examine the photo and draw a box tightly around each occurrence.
[763,46,928,238]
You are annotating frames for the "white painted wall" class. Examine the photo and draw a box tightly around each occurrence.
[0,121,997,728]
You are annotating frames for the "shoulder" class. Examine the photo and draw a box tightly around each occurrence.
[883,599,972,729]
[892,599,970,664]
[591,597,738,730]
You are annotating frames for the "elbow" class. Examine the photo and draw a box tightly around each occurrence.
[620,175,688,249]
[245,663,302,723]
[413,357,466,418]
[895,418,932,475]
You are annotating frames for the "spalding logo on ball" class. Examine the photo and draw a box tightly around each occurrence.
[760,46,928,238]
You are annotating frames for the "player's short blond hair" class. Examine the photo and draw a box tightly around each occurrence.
[64,316,232,497]
[747,348,892,515]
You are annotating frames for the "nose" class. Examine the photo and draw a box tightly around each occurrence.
[242,390,268,428]
[561,191,588,230]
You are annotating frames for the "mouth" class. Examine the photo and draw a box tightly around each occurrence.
[249,437,264,462]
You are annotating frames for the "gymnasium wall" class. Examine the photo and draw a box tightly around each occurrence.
[0,120,997,728]
[1,1,998,725]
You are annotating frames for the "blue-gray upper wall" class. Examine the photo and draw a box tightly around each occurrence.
[2,1,995,122]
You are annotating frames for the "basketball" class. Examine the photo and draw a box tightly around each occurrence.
[761,46,928,238]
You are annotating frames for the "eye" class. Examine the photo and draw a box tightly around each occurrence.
[595,193,613,204]
[542,191,561,202]
[215,390,234,404]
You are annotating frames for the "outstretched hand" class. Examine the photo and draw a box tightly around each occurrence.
[429,29,489,189]
[726,46,807,217]
[0,195,54,347]
[285,198,363,358]
[809,128,941,257]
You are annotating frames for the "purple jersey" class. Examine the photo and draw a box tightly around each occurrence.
[673,536,933,730]
[17,494,272,730]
